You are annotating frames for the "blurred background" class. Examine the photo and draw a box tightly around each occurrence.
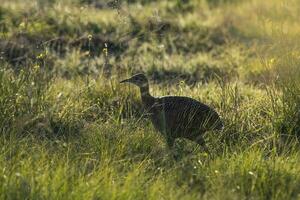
[3,0,298,83]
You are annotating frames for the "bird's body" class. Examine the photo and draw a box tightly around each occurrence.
[121,73,223,149]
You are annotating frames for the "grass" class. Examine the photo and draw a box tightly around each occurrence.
[1,0,300,199]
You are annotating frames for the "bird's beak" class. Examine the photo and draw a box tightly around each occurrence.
[120,78,131,83]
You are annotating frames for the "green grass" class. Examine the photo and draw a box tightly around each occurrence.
[1,0,300,199]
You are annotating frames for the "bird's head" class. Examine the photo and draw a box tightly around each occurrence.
[120,73,148,88]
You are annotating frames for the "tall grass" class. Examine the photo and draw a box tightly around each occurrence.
[1,0,300,199]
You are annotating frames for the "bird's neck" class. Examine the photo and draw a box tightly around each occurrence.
[140,84,155,107]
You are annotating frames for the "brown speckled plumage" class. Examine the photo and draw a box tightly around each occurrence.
[120,73,224,148]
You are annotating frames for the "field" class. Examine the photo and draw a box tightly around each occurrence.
[1,0,300,199]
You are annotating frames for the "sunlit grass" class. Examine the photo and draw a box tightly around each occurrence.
[1,0,300,199]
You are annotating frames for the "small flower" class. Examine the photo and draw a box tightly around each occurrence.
[19,22,26,29]
[269,58,275,65]
[33,65,40,71]
[36,53,44,59]
[15,172,21,177]
[248,171,256,177]
[82,51,90,57]
[88,34,93,41]
[158,44,165,49]
[202,152,208,157]
[103,43,108,57]
[57,92,63,99]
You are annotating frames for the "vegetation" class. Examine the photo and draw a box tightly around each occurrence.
[1,0,300,199]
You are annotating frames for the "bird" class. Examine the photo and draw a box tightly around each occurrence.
[120,73,224,151]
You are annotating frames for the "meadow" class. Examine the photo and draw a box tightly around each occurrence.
[1,0,300,199]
